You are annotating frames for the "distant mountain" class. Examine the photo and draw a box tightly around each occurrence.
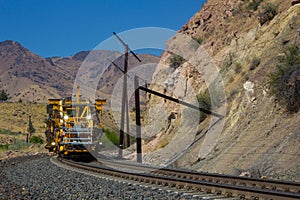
[0,40,159,102]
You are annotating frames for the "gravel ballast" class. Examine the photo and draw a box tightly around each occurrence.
[0,156,206,199]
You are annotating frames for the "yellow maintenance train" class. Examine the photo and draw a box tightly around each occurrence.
[45,86,106,156]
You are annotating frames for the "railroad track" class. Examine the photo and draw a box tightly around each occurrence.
[55,157,300,200]
[100,159,300,194]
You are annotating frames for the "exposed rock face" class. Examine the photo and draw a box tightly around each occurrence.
[142,0,300,181]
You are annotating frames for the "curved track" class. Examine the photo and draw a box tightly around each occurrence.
[55,157,300,200]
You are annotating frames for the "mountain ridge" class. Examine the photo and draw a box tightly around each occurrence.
[0,40,159,102]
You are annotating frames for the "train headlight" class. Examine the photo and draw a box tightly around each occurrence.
[51,142,56,146]
[63,115,69,120]
[86,114,92,120]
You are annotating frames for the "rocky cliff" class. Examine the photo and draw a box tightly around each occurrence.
[140,0,299,181]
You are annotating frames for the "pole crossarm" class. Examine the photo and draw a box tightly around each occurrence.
[112,32,142,62]
[138,86,224,118]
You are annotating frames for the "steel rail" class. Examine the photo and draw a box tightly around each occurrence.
[58,158,300,200]
[98,159,300,194]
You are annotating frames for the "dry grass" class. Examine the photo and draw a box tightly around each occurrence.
[0,102,47,158]
[0,102,46,135]
[155,138,169,150]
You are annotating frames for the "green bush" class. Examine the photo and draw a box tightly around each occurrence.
[268,44,300,113]
[264,2,277,17]
[247,0,263,11]
[169,54,185,69]
[197,81,225,122]
[27,116,36,135]
[101,127,119,148]
[221,52,234,74]
[0,129,19,135]
[249,57,260,70]
[0,144,9,150]
[235,63,242,74]
[101,127,137,149]
[29,135,43,144]
[229,88,239,99]
[258,2,277,25]
[0,90,10,101]
[278,44,300,66]
[197,91,212,122]
[192,36,203,45]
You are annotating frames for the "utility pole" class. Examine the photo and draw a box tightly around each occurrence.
[112,32,141,158]
[134,76,142,163]
[133,85,224,163]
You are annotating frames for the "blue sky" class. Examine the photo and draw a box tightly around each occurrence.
[0,0,205,57]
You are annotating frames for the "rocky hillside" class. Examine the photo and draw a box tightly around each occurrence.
[139,0,300,181]
[0,40,159,103]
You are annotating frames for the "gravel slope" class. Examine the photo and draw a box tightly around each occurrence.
[0,156,204,200]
